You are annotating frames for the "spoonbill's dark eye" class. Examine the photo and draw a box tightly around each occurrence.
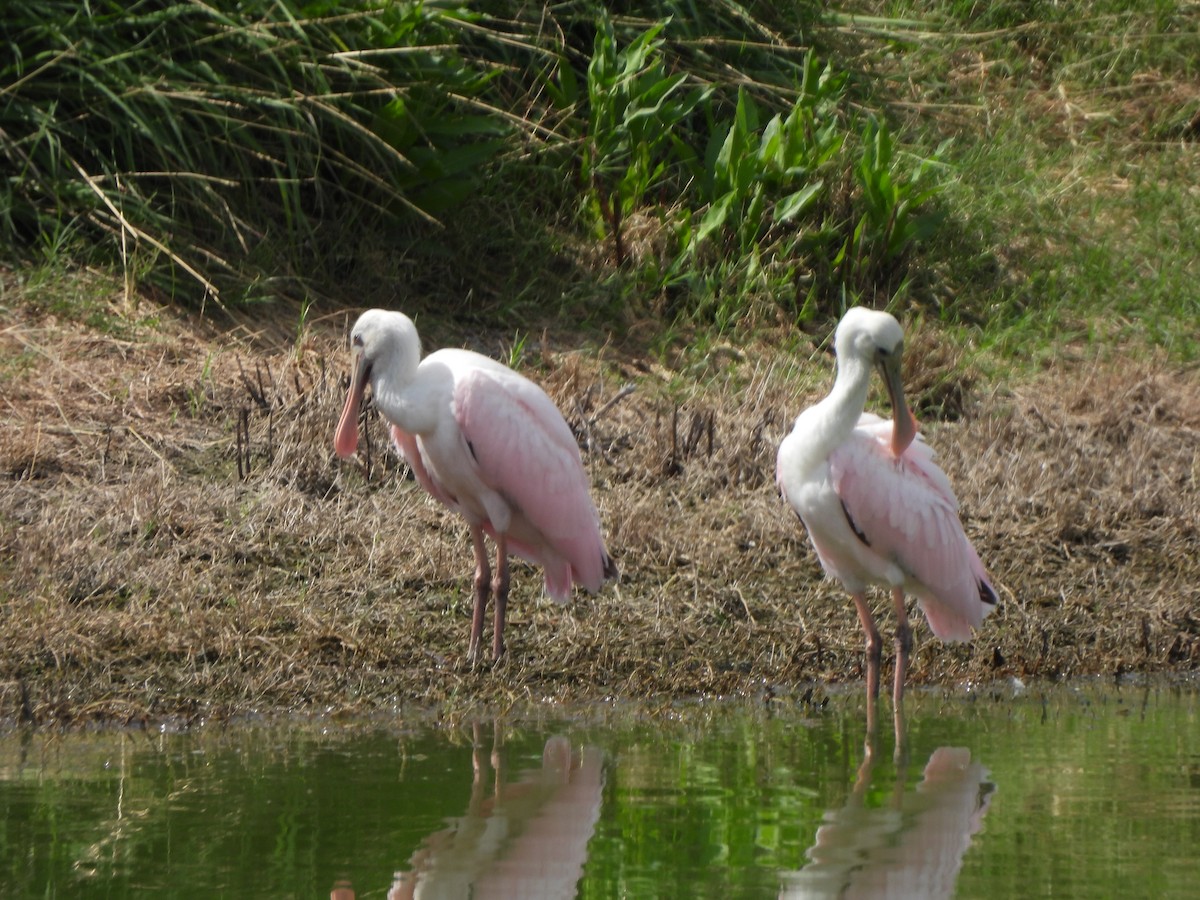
[352,333,364,347]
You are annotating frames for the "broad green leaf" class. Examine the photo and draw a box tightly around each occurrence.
[695,191,736,245]
[774,181,824,223]
[758,115,783,169]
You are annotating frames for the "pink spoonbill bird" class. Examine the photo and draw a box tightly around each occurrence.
[334,310,617,663]
[776,307,997,712]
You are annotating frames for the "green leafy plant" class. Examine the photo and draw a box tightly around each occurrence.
[836,118,951,288]
[505,330,528,370]
[682,53,847,261]
[576,12,709,264]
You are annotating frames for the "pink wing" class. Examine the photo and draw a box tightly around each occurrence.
[454,365,610,599]
[830,416,995,641]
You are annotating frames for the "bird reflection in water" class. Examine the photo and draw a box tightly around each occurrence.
[331,722,604,900]
[780,714,994,899]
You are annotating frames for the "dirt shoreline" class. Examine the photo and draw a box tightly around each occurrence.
[2,295,1199,726]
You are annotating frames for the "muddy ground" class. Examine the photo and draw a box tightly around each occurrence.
[2,283,1199,726]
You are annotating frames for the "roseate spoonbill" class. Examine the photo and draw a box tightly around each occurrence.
[334,310,617,663]
[776,307,997,711]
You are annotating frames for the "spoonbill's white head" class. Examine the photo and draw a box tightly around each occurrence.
[334,309,422,459]
[835,307,916,457]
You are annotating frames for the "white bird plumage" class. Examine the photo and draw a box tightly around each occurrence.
[335,309,616,663]
[777,307,997,711]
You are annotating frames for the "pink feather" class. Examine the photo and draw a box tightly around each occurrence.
[829,416,995,641]
[453,363,609,600]
[376,350,609,603]
[335,309,616,662]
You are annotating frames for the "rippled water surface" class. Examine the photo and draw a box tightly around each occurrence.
[2,681,1197,898]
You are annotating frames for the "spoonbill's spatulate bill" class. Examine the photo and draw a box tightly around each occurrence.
[335,310,617,663]
[776,307,997,711]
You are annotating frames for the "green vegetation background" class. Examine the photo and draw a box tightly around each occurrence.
[2,0,1198,357]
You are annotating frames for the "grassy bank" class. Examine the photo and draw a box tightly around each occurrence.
[1,280,1198,724]
[1,2,1199,723]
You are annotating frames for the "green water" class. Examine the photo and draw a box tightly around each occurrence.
[1,681,1197,898]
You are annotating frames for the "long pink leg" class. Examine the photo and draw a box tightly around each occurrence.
[467,525,491,664]
[852,592,882,739]
[491,534,510,662]
[891,587,913,708]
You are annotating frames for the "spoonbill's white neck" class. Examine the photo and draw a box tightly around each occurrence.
[367,332,421,420]
[824,351,874,436]
[348,310,439,437]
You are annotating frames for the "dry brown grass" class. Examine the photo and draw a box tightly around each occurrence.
[2,286,1198,725]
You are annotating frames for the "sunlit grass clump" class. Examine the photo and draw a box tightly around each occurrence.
[0,0,508,307]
